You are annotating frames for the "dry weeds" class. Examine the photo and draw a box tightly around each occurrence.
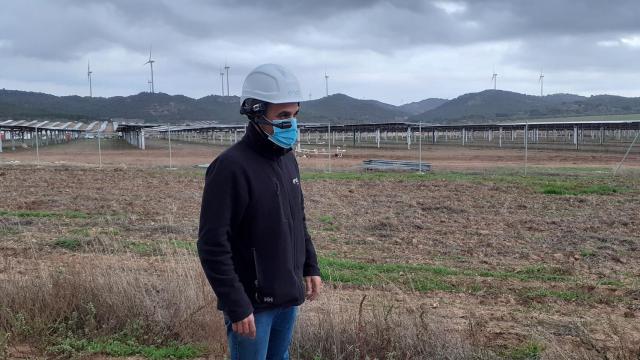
[1,157,639,358]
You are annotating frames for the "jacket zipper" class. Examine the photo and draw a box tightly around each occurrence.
[252,247,262,303]
[275,158,298,279]
[274,181,286,219]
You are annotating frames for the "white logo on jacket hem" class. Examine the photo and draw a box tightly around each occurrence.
[292,178,299,185]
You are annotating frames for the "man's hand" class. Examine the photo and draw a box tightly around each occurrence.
[232,313,256,338]
[304,276,322,301]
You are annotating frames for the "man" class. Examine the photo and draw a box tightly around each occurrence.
[197,63,322,360]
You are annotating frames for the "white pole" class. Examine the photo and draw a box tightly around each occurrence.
[328,123,332,173]
[524,122,528,176]
[35,126,40,165]
[168,127,173,169]
[98,129,102,168]
[419,122,423,173]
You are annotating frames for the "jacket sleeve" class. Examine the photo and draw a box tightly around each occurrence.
[197,156,253,323]
[301,190,321,277]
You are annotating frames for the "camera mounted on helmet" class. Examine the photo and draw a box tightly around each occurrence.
[240,98,266,118]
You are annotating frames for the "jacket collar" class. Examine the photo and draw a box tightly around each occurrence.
[242,121,292,159]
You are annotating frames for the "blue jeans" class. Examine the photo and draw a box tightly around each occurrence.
[224,306,298,360]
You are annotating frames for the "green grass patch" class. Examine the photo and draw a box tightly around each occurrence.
[522,288,592,302]
[580,249,596,257]
[318,257,575,294]
[540,183,622,195]
[504,340,544,360]
[170,240,197,252]
[513,166,613,176]
[489,175,628,196]
[70,227,91,237]
[318,215,339,231]
[0,210,89,219]
[48,337,205,359]
[321,224,338,231]
[124,241,159,256]
[462,264,572,283]
[299,170,637,197]
[61,210,90,219]
[301,171,478,183]
[52,229,96,251]
[598,279,624,287]
[52,237,82,251]
[318,256,457,292]
[318,215,335,224]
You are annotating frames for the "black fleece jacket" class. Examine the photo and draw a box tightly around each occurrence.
[197,122,320,323]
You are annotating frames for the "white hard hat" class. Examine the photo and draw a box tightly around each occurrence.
[240,64,304,105]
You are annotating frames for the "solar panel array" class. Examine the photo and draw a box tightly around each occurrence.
[146,121,245,133]
[0,120,116,133]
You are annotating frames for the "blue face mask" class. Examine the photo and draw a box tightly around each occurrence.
[267,117,298,149]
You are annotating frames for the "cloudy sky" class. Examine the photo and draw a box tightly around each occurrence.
[1,0,639,105]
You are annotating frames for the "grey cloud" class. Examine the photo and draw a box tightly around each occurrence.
[1,0,640,100]
[8,0,640,58]
[510,34,640,73]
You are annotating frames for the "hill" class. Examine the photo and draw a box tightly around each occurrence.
[410,90,640,124]
[0,90,246,123]
[300,94,409,124]
[0,90,409,124]
[2,88,640,125]
[398,98,448,115]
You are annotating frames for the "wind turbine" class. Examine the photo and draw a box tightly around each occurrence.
[224,62,230,96]
[220,68,225,96]
[324,72,329,97]
[144,47,155,93]
[539,69,544,97]
[491,67,498,90]
[87,61,93,98]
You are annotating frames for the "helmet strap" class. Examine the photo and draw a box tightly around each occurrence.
[250,118,272,139]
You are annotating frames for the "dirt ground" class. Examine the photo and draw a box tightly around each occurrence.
[2,136,639,172]
[1,138,640,358]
